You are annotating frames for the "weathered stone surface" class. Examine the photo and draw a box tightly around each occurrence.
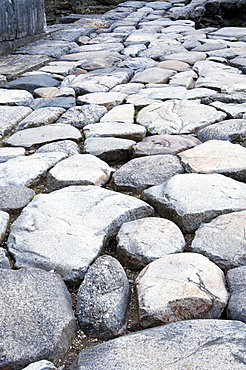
[111,82,144,95]
[36,140,80,157]
[100,104,135,123]
[4,123,81,148]
[0,248,10,269]
[126,93,160,108]
[211,101,246,119]
[30,97,76,110]
[0,152,67,187]
[0,55,50,80]
[227,266,246,323]
[211,27,246,40]
[0,89,34,106]
[124,31,159,46]
[0,186,35,212]
[162,51,206,65]
[34,87,75,99]
[191,211,246,272]
[84,122,146,142]
[0,268,76,369]
[178,140,246,182]
[111,155,184,193]
[2,72,60,93]
[62,51,123,70]
[117,217,185,270]
[16,107,66,131]
[193,60,241,76]
[47,154,113,190]
[76,255,130,339]
[196,70,246,92]
[39,61,80,76]
[22,360,57,370]
[136,253,228,328]
[118,57,157,71]
[169,70,198,89]
[131,67,175,84]
[70,319,246,370]
[7,186,154,282]
[142,173,246,233]
[197,118,246,143]
[16,40,78,59]
[83,137,135,162]
[0,147,25,163]
[137,100,226,135]
[77,92,127,107]
[0,210,9,242]
[133,134,201,157]
[57,104,107,129]
[156,60,190,71]
[0,106,32,136]
[138,38,187,60]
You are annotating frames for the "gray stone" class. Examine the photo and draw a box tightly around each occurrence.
[36,140,80,157]
[0,268,76,369]
[0,186,35,212]
[227,266,246,323]
[75,42,124,53]
[111,155,184,193]
[16,39,78,59]
[169,70,198,89]
[76,255,130,339]
[2,72,60,93]
[39,61,81,76]
[117,217,185,270]
[156,60,190,71]
[185,87,218,100]
[124,31,159,46]
[62,51,123,70]
[191,211,246,272]
[77,92,127,107]
[84,122,146,142]
[133,134,201,157]
[47,154,113,190]
[117,57,157,71]
[111,82,144,95]
[137,100,226,135]
[70,319,246,370]
[162,51,206,65]
[193,60,241,76]
[22,360,57,370]
[230,56,246,73]
[4,123,81,148]
[57,105,107,129]
[122,44,147,57]
[211,27,246,40]
[0,248,10,269]
[0,210,9,242]
[0,147,25,163]
[83,137,135,162]
[179,140,246,181]
[138,86,188,100]
[30,97,76,110]
[196,71,246,92]
[0,106,32,137]
[197,119,246,143]
[100,104,135,123]
[16,107,66,131]
[131,67,175,84]
[7,186,153,282]
[0,55,50,81]
[0,152,67,187]
[142,173,246,233]
[0,89,34,106]
[126,93,161,108]
[33,87,75,99]
[136,253,228,328]
[210,101,246,119]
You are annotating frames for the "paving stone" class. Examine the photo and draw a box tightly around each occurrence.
[4,123,81,148]
[111,155,184,193]
[22,360,57,370]
[210,101,246,119]
[0,210,9,242]
[0,54,50,80]
[50,27,90,42]
[122,44,147,57]
[185,87,218,100]
[83,137,135,162]
[230,56,246,73]
[179,140,246,182]
[131,67,175,84]
[0,147,25,163]
[138,86,188,100]
[0,248,10,269]
[197,118,246,143]
[137,99,226,135]
[191,211,246,272]
[161,51,207,65]
[7,186,154,282]
[136,253,228,328]
[84,122,146,142]
[2,72,60,93]
[169,70,197,89]
[16,39,78,58]
[100,104,135,123]
[196,70,246,92]
[76,42,124,54]
[61,50,123,69]
[76,255,130,339]
[139,39,187,60]
[142,173,246,233]
[16,107,66,131]
[124,31,160,46]
[0,89,34,106]
[30,96,76,110]
[47,154,113,190]
[117,217,185,270]
[0,106,32,137]
[111,82,144,95]
[227,266,246,323]
[77,92,127,107]
[210,27,246,40]
[117,57,157,70]
[126,93,161,108]
[0,268,76,369]
[57,104,107,129]
[193,60,242,76]
[155,60,191,71]
[70,319,246,370]
[0,152,67,187]
[39,61,80,76]
[36,140,80,157]
[133,134,201,157]
[34,87,75,99]
[0,186,35,212]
